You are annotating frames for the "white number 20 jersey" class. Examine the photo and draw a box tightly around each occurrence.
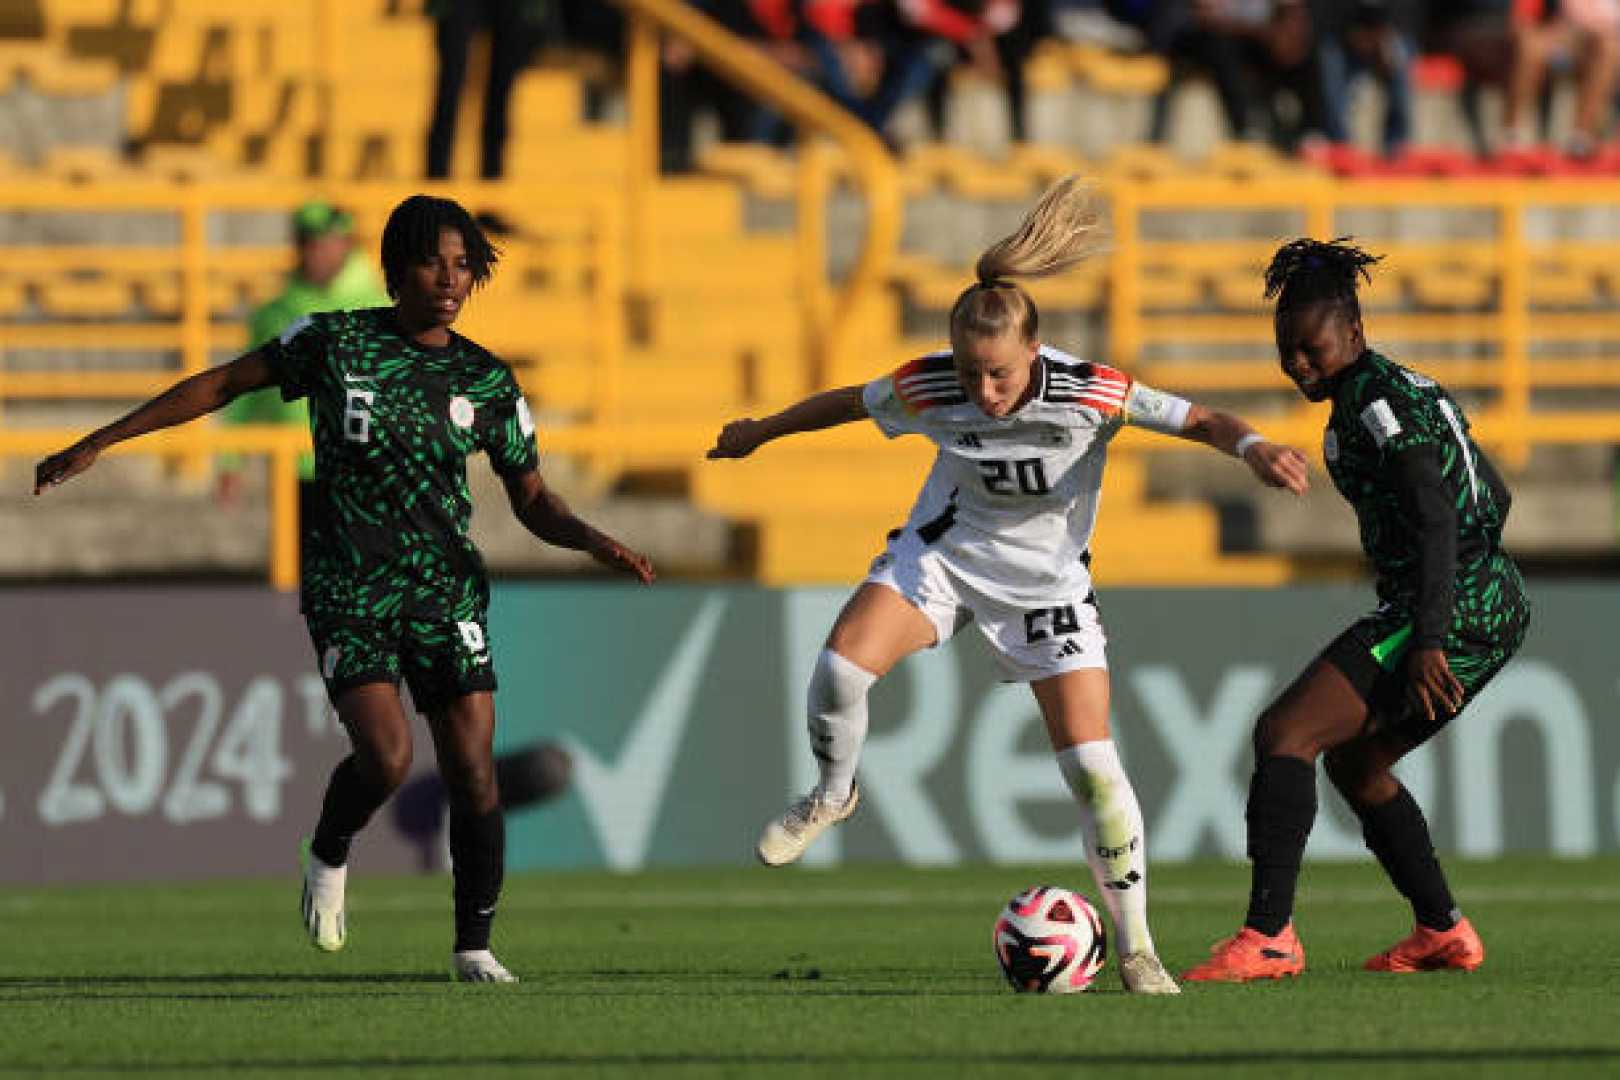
[862,345,1190,604]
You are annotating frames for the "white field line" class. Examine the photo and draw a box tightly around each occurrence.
[3,883,1618,914]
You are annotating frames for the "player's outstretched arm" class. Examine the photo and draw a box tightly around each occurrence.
[34,349,276,495]
[706,385,867,459]
[503,468,655,584]
[1174,403,1310,496]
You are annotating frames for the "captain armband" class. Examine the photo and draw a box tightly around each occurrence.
[1123,382,1193,435]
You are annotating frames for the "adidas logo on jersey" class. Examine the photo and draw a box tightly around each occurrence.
[1055,638,1084,660]
[955,432,983,449]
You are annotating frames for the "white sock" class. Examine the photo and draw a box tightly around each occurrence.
[307,855,346,907]
[806,649,876,805]
[1056,739,1154,957]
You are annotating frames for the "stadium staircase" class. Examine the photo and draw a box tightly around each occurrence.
[6,1,1618,584]
[1,0,1295,587]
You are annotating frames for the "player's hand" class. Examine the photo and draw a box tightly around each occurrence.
[590,536,656,584]
[1244,440,1310,496]
[34,438,102,495]
[1406,646,1464,727]
[707,419,768,460]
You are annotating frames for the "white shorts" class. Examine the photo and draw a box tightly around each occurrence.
[865,528,1108,682]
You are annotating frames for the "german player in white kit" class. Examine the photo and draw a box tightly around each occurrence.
[707,176,1311,995]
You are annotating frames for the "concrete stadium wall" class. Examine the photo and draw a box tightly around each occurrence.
[4,582,1617,883]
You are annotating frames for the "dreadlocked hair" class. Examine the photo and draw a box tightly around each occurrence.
[380,194,499,298]
[1263,237,1380,320]
[949,174,1107,344]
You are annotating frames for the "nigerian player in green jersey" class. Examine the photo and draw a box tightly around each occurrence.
[35,194,656,983]
[1185,239,1530,984]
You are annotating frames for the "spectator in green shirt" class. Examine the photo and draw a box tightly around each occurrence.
[218,200,391,501]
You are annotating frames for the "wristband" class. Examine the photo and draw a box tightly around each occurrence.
[1234,433,1268,459]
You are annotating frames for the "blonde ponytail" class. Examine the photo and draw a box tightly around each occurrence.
[952,175,1106,344]
[975,174,1106,284]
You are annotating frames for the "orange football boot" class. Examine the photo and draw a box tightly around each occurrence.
[1182,924,1306,983]
[1364,918,1484,973]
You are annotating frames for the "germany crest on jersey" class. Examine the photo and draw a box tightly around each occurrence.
[862,345,1187,605]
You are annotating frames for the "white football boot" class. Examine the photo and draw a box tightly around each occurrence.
[452,950,519,983]
[300,839,347,953]
[756,781,861,866]
[1119,951,1182,995]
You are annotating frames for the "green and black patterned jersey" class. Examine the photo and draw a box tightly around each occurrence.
[265,307,539,620]
[1323,349,1526,646]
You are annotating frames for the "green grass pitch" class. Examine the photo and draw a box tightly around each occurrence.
[2,857,1617,1078]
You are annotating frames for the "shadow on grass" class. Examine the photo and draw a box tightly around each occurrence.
[0,1048,1616,1072]
[0,973,446,1000]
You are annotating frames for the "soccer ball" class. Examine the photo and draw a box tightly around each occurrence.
[993,885,1107,993]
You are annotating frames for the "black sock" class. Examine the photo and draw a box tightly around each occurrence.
[450,804,506,953]
[1357,784,1459,931]
[311,756,390,868]
[1244,755,1318,936]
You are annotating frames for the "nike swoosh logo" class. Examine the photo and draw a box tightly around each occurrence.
[344,374,374,383]
[1260,948,1298,960]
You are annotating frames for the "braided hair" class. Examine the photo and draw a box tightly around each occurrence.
[380,194,500,299]
[1263,237,1380,322]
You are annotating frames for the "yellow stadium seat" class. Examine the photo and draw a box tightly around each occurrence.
[1201,142,1306,182]
[510,70,583,134]
[1409,269,1494,310]
[1026,42,1073,93]
[1069,44,1169,96]
[41,144,131,179]
[38,275,134,318]
[647,179,745,237]
[1209,269,1268,311]
[29,54,119,95]
[1100,143,1179,184]
[1024,266,1106,309]
[0,276,27,317]
[1004,142,1091,188]
[134,273,181,318]
[697,143,798,201]
[1139,263,1208,310]
[1526,264,1599,308]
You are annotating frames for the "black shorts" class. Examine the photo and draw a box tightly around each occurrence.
[1319,610,1524,747]
[306,610,497,712]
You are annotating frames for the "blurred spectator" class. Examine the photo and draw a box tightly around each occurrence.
[1112,0,1323,149]
[217,202,389,504]
[425,0,549,180]
[1423,0,1515,154]
[921,0,1056,142]
[556,0,624,119]
[863,0,1025,141]
[1311,0,1420,156]
[659,1,769,173]
[1504,0,1619,157]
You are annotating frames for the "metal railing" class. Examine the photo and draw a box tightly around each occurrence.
[610,0,901,391]
[1109,176,1620,467]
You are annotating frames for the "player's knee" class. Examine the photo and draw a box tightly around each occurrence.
[1253,708,1326,761]
[1252,708,1292,758]
[808,648,877,716]
[447,772,499,815]
[1324,747,1391,807]
[1323,746,1361,790]
[365,742,413,793]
